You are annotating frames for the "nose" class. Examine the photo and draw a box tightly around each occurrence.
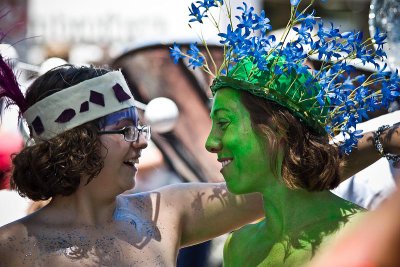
[132,134,148,149]
[205,133,222,154]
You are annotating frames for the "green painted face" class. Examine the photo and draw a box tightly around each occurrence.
[206,88,274,194]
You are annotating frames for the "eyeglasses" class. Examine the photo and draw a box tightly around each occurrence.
[98,125,151,142]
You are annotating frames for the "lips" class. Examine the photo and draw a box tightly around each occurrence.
[123,157,140,171]
[123,159,138,166]
[218,157,233,170]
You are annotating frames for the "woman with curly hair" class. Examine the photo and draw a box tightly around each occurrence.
[0,60,266,266]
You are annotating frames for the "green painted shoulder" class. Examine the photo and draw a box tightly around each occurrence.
[223,220,272,267]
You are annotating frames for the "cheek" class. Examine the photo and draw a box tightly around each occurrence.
[99,137,111,157]
[99,137,125,160]
[237,130,261,154]
[100,145,110,162]
[240,135,268,169]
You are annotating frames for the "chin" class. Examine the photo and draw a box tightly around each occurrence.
[226,178,259,195]
[125,177,136,191]
[226,182,247,195]
[117,174,136,193]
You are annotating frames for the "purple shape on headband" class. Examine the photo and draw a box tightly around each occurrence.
[32,116,44,135]
[27,126,34,138]
[55,108,76,123]
[80,101,89,112]
[89,90,105,106]
[112,83,131,102]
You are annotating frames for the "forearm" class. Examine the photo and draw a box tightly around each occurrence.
[339,124,400,182]
[173,183,264,247]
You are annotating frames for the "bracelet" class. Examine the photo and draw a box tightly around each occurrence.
[373,125,400,167]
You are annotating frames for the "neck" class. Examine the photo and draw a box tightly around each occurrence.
[260,184,358,239]
[45,179,118,226]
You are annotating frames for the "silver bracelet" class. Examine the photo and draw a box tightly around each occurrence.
[373,125,400,167]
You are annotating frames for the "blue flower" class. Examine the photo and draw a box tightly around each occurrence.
[373,28,387,49]
[197,0,220,9]
[187,42,201,57]
[290,0,300,6]
[316,89,326,107]
[218,25,246,46]
[169,43,185,64]
[357,108,369,120]
[293,25,312,44]
[237,2,254,17]
[187,43,205,69]
[354,74,366,84]
[317,21,341,39]
[236,2,255,36]
[253,10,272,35]
[316,40,342,61]
[189,3,207,23]
[188,56,205,69]
[340,129,363,154]
[296,10,317,29]
[375,47,387,58]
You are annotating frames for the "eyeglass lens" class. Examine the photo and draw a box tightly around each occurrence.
[124,126,151,142]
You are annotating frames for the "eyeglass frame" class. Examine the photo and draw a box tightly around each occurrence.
[97,125,151,142]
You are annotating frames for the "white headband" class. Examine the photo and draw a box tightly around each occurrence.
[23,71,136,140]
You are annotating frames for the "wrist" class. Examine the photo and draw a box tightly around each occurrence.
[373,125,400,167]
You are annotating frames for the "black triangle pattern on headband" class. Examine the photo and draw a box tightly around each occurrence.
[80,101,89,112]
[89,90,105,106]
[55,108,76,123]
[113,83,131,102]
[32,116,44,135]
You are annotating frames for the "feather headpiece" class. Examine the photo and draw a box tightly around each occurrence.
[0,54,27,113]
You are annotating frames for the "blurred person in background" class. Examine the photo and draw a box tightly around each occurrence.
[308,187,400,267]
[0,129,30,227]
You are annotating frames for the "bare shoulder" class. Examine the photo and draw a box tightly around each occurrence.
[0,218,38,266]
[0,219,29,248]
[317,208,367,251]
[119,183,229,231]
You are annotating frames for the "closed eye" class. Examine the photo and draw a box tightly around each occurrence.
[217,121,229,129]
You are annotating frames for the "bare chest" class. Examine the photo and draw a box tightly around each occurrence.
[7,223,178,267]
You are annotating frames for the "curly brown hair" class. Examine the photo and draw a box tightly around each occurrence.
[240,91,342,192]
[11,65,110,200]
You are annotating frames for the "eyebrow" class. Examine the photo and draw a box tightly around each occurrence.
[115,118,135,127]
[210,107,230,118]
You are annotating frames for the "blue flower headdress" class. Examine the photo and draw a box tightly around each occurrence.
[171,0,400,153]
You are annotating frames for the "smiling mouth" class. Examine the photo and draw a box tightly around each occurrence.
[123,159,139,168]
[220,159,233,169]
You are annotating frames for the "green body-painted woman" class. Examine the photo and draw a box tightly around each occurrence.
[205,57,365,266]
[171,1,400,265]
